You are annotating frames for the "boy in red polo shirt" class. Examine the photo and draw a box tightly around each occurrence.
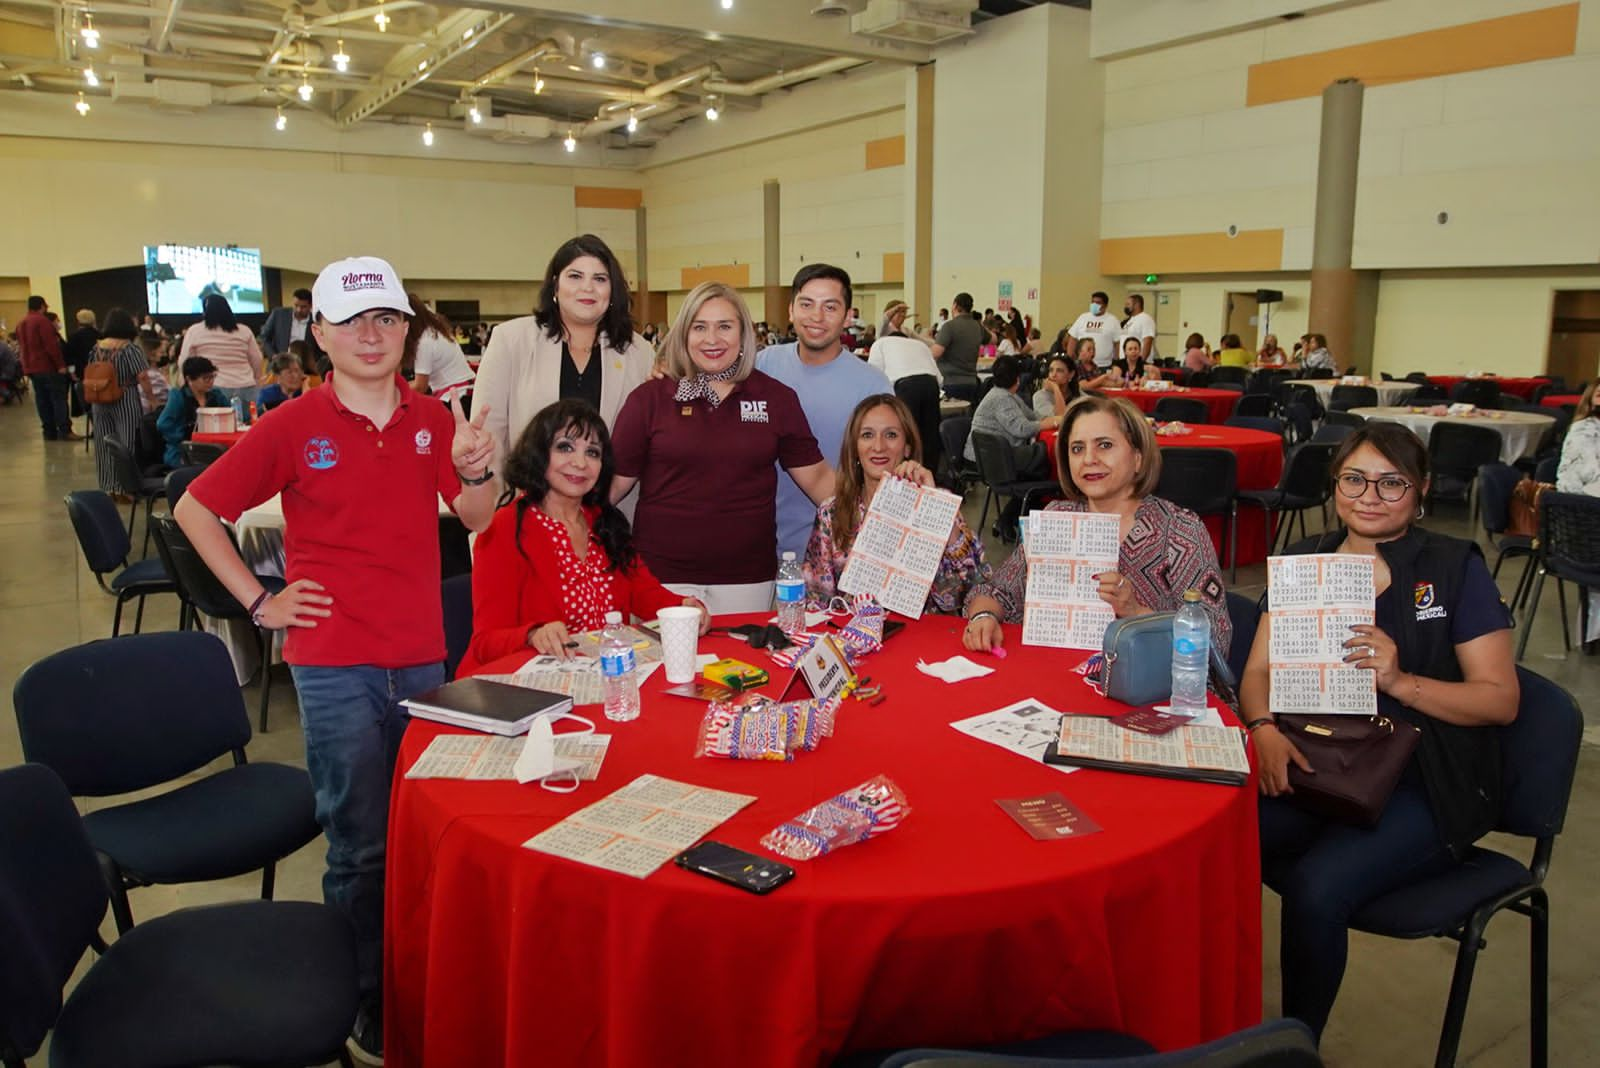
[175,256,498,1065]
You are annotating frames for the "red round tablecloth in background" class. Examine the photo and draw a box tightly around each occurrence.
[1540,394,1581,409]
[1425,375,1549,400]
[1040,425,1284,565]
[1103,388,1239,425]
[385,617,1262,1068]
[190,430,247,449]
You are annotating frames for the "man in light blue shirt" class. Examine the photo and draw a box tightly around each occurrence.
[757,264,891,558]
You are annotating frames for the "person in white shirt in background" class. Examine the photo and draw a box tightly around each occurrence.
[405,294,477,410]
[1120,293,1158,363]
[868,299,944,477]
[1066,291,1122,370]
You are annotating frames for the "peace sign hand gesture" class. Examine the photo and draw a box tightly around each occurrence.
[450,399,494,481]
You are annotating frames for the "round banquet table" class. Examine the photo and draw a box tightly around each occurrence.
[1282,379,1419,406]
[1103,387,1238,425]
[1039,425,1284,565]
[385,616,1262,1068]
[1425,375,1549,400]
[1350,406,1556,463]
[1540,394,1581,409]
[191,429,248,449]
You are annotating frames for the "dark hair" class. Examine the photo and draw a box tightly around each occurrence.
[533,234,635,353]
[502,399,636,573]
[101,308,138,340]
[201,294,237,332]
[1091,291,1109,305]
[1185,332,1205,350]
[181,355,217,380]
[1127,294,1144,310]
[270,353,302,375]
[403,292,455,368]
[1220,333,1241,349]
[953,292,974,312]
[138,329,163,357]
[27,296,45,311]
[1329,422,1429,489]
[292,288,313,303]
[790,263,853,310]
[989,354,1023,389]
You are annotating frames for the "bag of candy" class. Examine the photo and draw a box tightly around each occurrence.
[837,600,885,663]
[694,703,791,761]
[782,694,839,752]
[760,775,909,860]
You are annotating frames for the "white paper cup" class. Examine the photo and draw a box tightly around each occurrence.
[657,606,701,684]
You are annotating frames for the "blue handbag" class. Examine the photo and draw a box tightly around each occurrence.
[1099,612,1237,709]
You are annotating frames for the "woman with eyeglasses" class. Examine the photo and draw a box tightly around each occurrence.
[1237,422,1519,1043]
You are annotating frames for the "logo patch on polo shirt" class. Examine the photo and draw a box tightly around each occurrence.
[1414,582,1446,621]
[304,437,339,470]
[739,400,769,423]
[415,428,432,455]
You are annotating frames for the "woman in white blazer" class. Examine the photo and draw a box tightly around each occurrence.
[474,234,655,466]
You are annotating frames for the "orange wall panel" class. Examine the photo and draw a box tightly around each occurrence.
[574,186,644,210]
[1100,230,1284,275]
[882,252,905,283]
[680,263,752,289]
[865,135,906,171]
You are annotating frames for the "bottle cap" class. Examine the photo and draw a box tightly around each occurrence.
[782,551,796,561]
[1182,588,1201,603]
[605,611,622,625]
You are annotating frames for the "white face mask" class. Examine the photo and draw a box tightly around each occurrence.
[514,710,596,792]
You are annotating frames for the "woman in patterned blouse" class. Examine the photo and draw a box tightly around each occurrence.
[803,394,990,615]
[458,398,707,676]
[962,393,1231,655]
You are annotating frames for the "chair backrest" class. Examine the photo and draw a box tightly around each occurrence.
[164,464,207,507]
[1233,394,1274,419]
[440,515,474,581]
[1185,370,1211,388]
[1224,415,1283,438]
[970,431,1023,485]
[13,632,252,797]
[1281,442,1337,497]
[1308,424,1353,445]
[101,431,144,492]
[1281,383,1324,419]
[940,415,974,471]
[1153,447,1236,516]
[1539,491,1600,579]
[1322,410,1365,429]
[1283,403,1313,444]
[1474,462,1521,537]
[1410,383,1447,403]
[1533,454,1559,483]
[180,440,226,466]
[150,514,246,620]
[0,764,107,1062]
[1500,668,1582,846]
[1210,365,1248,386]
[442,574,473,680]
[1427,422,1504,482]
[1451,379,1501,408]
[1224,592,1261,686]
[1404,371,1430,384]
[61,490,131,576]
[1329,384,1377,410]
[1153,396,1210,424]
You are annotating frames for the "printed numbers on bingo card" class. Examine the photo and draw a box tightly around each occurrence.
[874,479,918,523]
[1327,666,1376,713]
[1270,667,1324,712]
[1269,613,1321,661]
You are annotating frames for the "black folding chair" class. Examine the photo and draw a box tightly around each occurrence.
[1225,415,1284,438]
[1476,463,1538,615]
[1329,384,1377,411]
[1322,410,1365,429]
[1154,447,1238,579]
[11,631,320,934]
[1233,394,1274,419]
[102,431,166,556]
[180,439,227,466]
[969,431,1057,542]
[0,763,357,1068]
[1209,365,1248,387]
[1309,423,1354,445]
[1451,379,1501,409]
[1516,491,1600,660]
[61,490,177,637]
[940,414,981,495]
[163,463,207,507]
[1339,668,1581,1068]
[1411,383,1448,403]
[1224,592,1261,686]
[1237,442,1337,556]
[1426,421,1504,511]
[442,573,473,681]
[1153,396,1210,424]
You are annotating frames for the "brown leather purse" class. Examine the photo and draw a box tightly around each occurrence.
[1278,713,1421,826]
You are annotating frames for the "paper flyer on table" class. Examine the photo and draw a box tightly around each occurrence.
[949,698,1076,774]
[1054,716,1249,776]
[1267,553,1377,715]
[1021,510,1119,649]
[479,655,660,707]
[523,774,756,879]
[406,732,611,781]
[837,476,962,619]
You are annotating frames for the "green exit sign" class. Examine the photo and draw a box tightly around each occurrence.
[1145,273,1159,285]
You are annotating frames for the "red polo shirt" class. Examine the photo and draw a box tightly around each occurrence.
[611,372,822,584]
[16,311,65,375]
[187,374,461,668]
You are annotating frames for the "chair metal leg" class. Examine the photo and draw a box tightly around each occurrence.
[112,595,126,638]
[978,489,993,535]
[99,853,136,934]
[141,499,155,557]
[261,861,276,901]
[126,498,138,541]
[1512,556,1538,616]
[1517,567,1547,660]
[1434,923,1486,1068]
[257,630,273,733]
[1531,888,1549,1068]
[133,593,147,634]
[1555,579,1571,651]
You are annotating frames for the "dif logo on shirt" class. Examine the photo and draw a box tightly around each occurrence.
[304,437,340,470]
[740,400,769,423]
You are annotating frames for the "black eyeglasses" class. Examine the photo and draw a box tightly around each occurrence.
[1336,472,1413,502]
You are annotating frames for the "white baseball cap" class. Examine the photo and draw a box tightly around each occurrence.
[311,256,414,324]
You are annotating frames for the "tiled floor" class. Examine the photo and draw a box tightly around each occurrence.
[1,396,1595,1067]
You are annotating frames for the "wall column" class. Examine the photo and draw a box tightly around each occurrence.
[763,179,785,327]
[1308,78,1377,371]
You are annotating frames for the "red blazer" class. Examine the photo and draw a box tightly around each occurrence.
[459,501,681,677]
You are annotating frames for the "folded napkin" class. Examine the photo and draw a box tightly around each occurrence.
[915,656,996,683]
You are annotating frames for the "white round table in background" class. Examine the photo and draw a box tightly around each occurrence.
[1287,380,1421,406]
[1350,407,1556,463]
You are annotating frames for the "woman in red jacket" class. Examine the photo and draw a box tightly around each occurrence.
[459,398,707,676]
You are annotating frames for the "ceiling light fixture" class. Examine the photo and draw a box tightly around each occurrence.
[626,109,638,134]
[564,130,576,152]
[422,122,434,147]
[469,104,482,123]
[374,2,389,31]
[705,98,720,121]
[75,91,90,115]
[591,52,606,70]
[463,26,474,40]
[533,67,544,93]
[721,0,734,8]
[298,75,313,101]
[80,12,99,48]
[332,40,350,72]
[417,59,428,72]
[275,106,287,131]
[83,66,98,87]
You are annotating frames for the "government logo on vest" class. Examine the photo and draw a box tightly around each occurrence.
[1414,582,1446,621]
[739,400,769,423]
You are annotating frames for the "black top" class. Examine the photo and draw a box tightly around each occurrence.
[560,340,603,411]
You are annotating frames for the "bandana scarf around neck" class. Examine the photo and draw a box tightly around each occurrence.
[673,362,743,409]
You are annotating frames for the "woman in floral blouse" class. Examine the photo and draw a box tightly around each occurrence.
[803,394,990,615]
[1556,382,1599,642]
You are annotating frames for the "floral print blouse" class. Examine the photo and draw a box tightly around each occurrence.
[803,495,991,616]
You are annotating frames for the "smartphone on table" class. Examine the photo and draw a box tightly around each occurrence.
[675,841,795,895]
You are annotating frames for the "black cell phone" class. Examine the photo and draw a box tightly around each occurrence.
[674,841,795,895]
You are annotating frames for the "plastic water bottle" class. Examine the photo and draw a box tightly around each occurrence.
[229,395,244,428]
[775,551,805,633]
[1170,589,1211,719]
[599,611,640,722]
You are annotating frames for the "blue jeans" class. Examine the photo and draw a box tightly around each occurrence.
[289,661,445,999]
[219,384,259,423]
[1260,779,1456,1039]
[29,372,71,436]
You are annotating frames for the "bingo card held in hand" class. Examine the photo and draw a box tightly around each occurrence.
[1266,554,1376,715]
[1021,510,1120,649]
[837,476,963,618]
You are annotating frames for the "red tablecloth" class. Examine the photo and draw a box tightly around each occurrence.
[386,617,1262,1068]
[1426,375,1549,400]
[1540,394,1581,409]
[1040,426,1284,565]
[190,430,247,449]
[1103,388,1238,425]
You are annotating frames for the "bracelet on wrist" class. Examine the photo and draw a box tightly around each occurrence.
[248,590,271,626]
[458,467,495,486]
[966,610,1001,628]
[1244,716,1278,734]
